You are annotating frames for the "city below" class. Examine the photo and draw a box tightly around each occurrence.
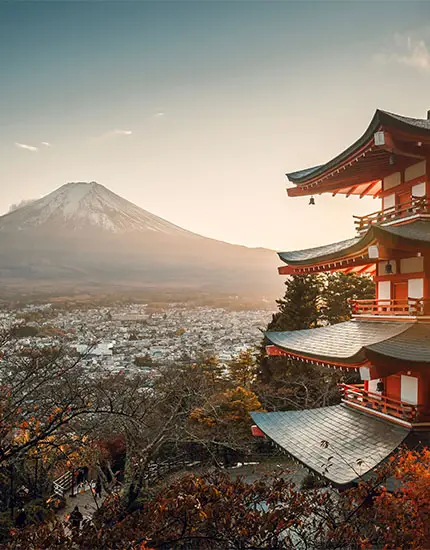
[0,302,271,374]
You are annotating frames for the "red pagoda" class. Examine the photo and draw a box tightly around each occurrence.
[251,109,430,487]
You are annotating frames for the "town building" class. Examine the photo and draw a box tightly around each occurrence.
[252,109,430,487]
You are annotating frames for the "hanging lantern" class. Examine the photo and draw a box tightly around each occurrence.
[309,196,315,206]
[376,380,385,392]
[385,261,393,274]
[389,153,396,165]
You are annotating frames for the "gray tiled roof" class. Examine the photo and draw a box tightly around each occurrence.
[279,220,430,267]
[375,220,430,244]
[251,405,410,486]
[278,236,360,264]
[286,165,323,180]
[266,320,412,363]
[383,111,430,130]
[368,323,430,363]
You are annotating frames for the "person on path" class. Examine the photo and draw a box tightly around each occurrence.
[95,478,102,499]
[15,508,27,528]
[69,505,83,532]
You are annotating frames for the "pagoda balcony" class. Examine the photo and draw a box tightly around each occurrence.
[339,383,424,424]
[354,197,430,232]
[350,298,430,317]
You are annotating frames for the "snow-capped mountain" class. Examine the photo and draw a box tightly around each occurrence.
[0,181,195,236]
[0,182,281,298]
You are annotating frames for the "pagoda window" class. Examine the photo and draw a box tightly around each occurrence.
[383,193,395,210]
[412,181,426,197]
[369,378,383,399]
[359,366,371,381]
[377,280,391,301]
[400,375,419,405]
[405,160,426,182]
[408,278,424,299]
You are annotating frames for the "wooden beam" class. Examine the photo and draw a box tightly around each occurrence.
[346,185,359,198]
[378,174,427,198]
[360,180,380,198]
[355,265,373,275]
[278,256,375,276]
[374,271,425,283]
[266,345,369,369]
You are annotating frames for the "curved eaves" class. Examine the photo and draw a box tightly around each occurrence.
[265,321,411,365]
[287,110,430,185]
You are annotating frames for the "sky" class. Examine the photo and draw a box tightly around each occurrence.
[2,1,430,251]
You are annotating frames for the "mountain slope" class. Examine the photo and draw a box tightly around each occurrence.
[0,182,281,298]
[0,181,198,236]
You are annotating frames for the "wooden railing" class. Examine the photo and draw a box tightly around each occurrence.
[350,298,430,316]
[339,383,422,423]
[354,197,430,232]
[53,471,72,497]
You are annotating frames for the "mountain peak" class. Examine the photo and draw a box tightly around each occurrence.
[0,182,281,299]
[0,182,194,236]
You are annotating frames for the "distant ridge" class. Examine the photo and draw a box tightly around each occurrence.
[0,182,281,299]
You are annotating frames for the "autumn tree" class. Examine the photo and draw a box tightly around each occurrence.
[0,328,205,517]
[227,349,256,389]
[6,447,429,550]
[189,386,263,464]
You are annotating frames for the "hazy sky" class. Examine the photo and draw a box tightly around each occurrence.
[2,1,430,251]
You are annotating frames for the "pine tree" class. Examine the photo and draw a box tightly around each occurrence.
[321,272,375,324]
[257,273,374,405]
[267,274,323,332]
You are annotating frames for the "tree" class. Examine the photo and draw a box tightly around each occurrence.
[268,274,323,332]
[5,447,429,549]
[321,272,375,325]
[257,273,373,405]
[189,386,263,461]
[227,350,256,389]
[0,328,203,517]
[369,448,430,548]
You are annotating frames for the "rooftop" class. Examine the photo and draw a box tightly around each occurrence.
[265,320,412,365]
[278,219,430,272]
[286,109,430,197]
[251,405,409,486]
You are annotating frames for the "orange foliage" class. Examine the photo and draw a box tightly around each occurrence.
[189,386,263,428]
[370,448,430,549]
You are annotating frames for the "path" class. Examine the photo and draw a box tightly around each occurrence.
[56,485,104,524]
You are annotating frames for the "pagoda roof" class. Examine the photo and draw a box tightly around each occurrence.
[279,236,362,266]
[266,320,412,364]
[278,219,430,268]
[267,320,430,372]
[286,110,430,197]
[250,405,409,486]
[367,323,430,364]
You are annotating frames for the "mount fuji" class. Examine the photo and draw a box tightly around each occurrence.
[0,182,280,298]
